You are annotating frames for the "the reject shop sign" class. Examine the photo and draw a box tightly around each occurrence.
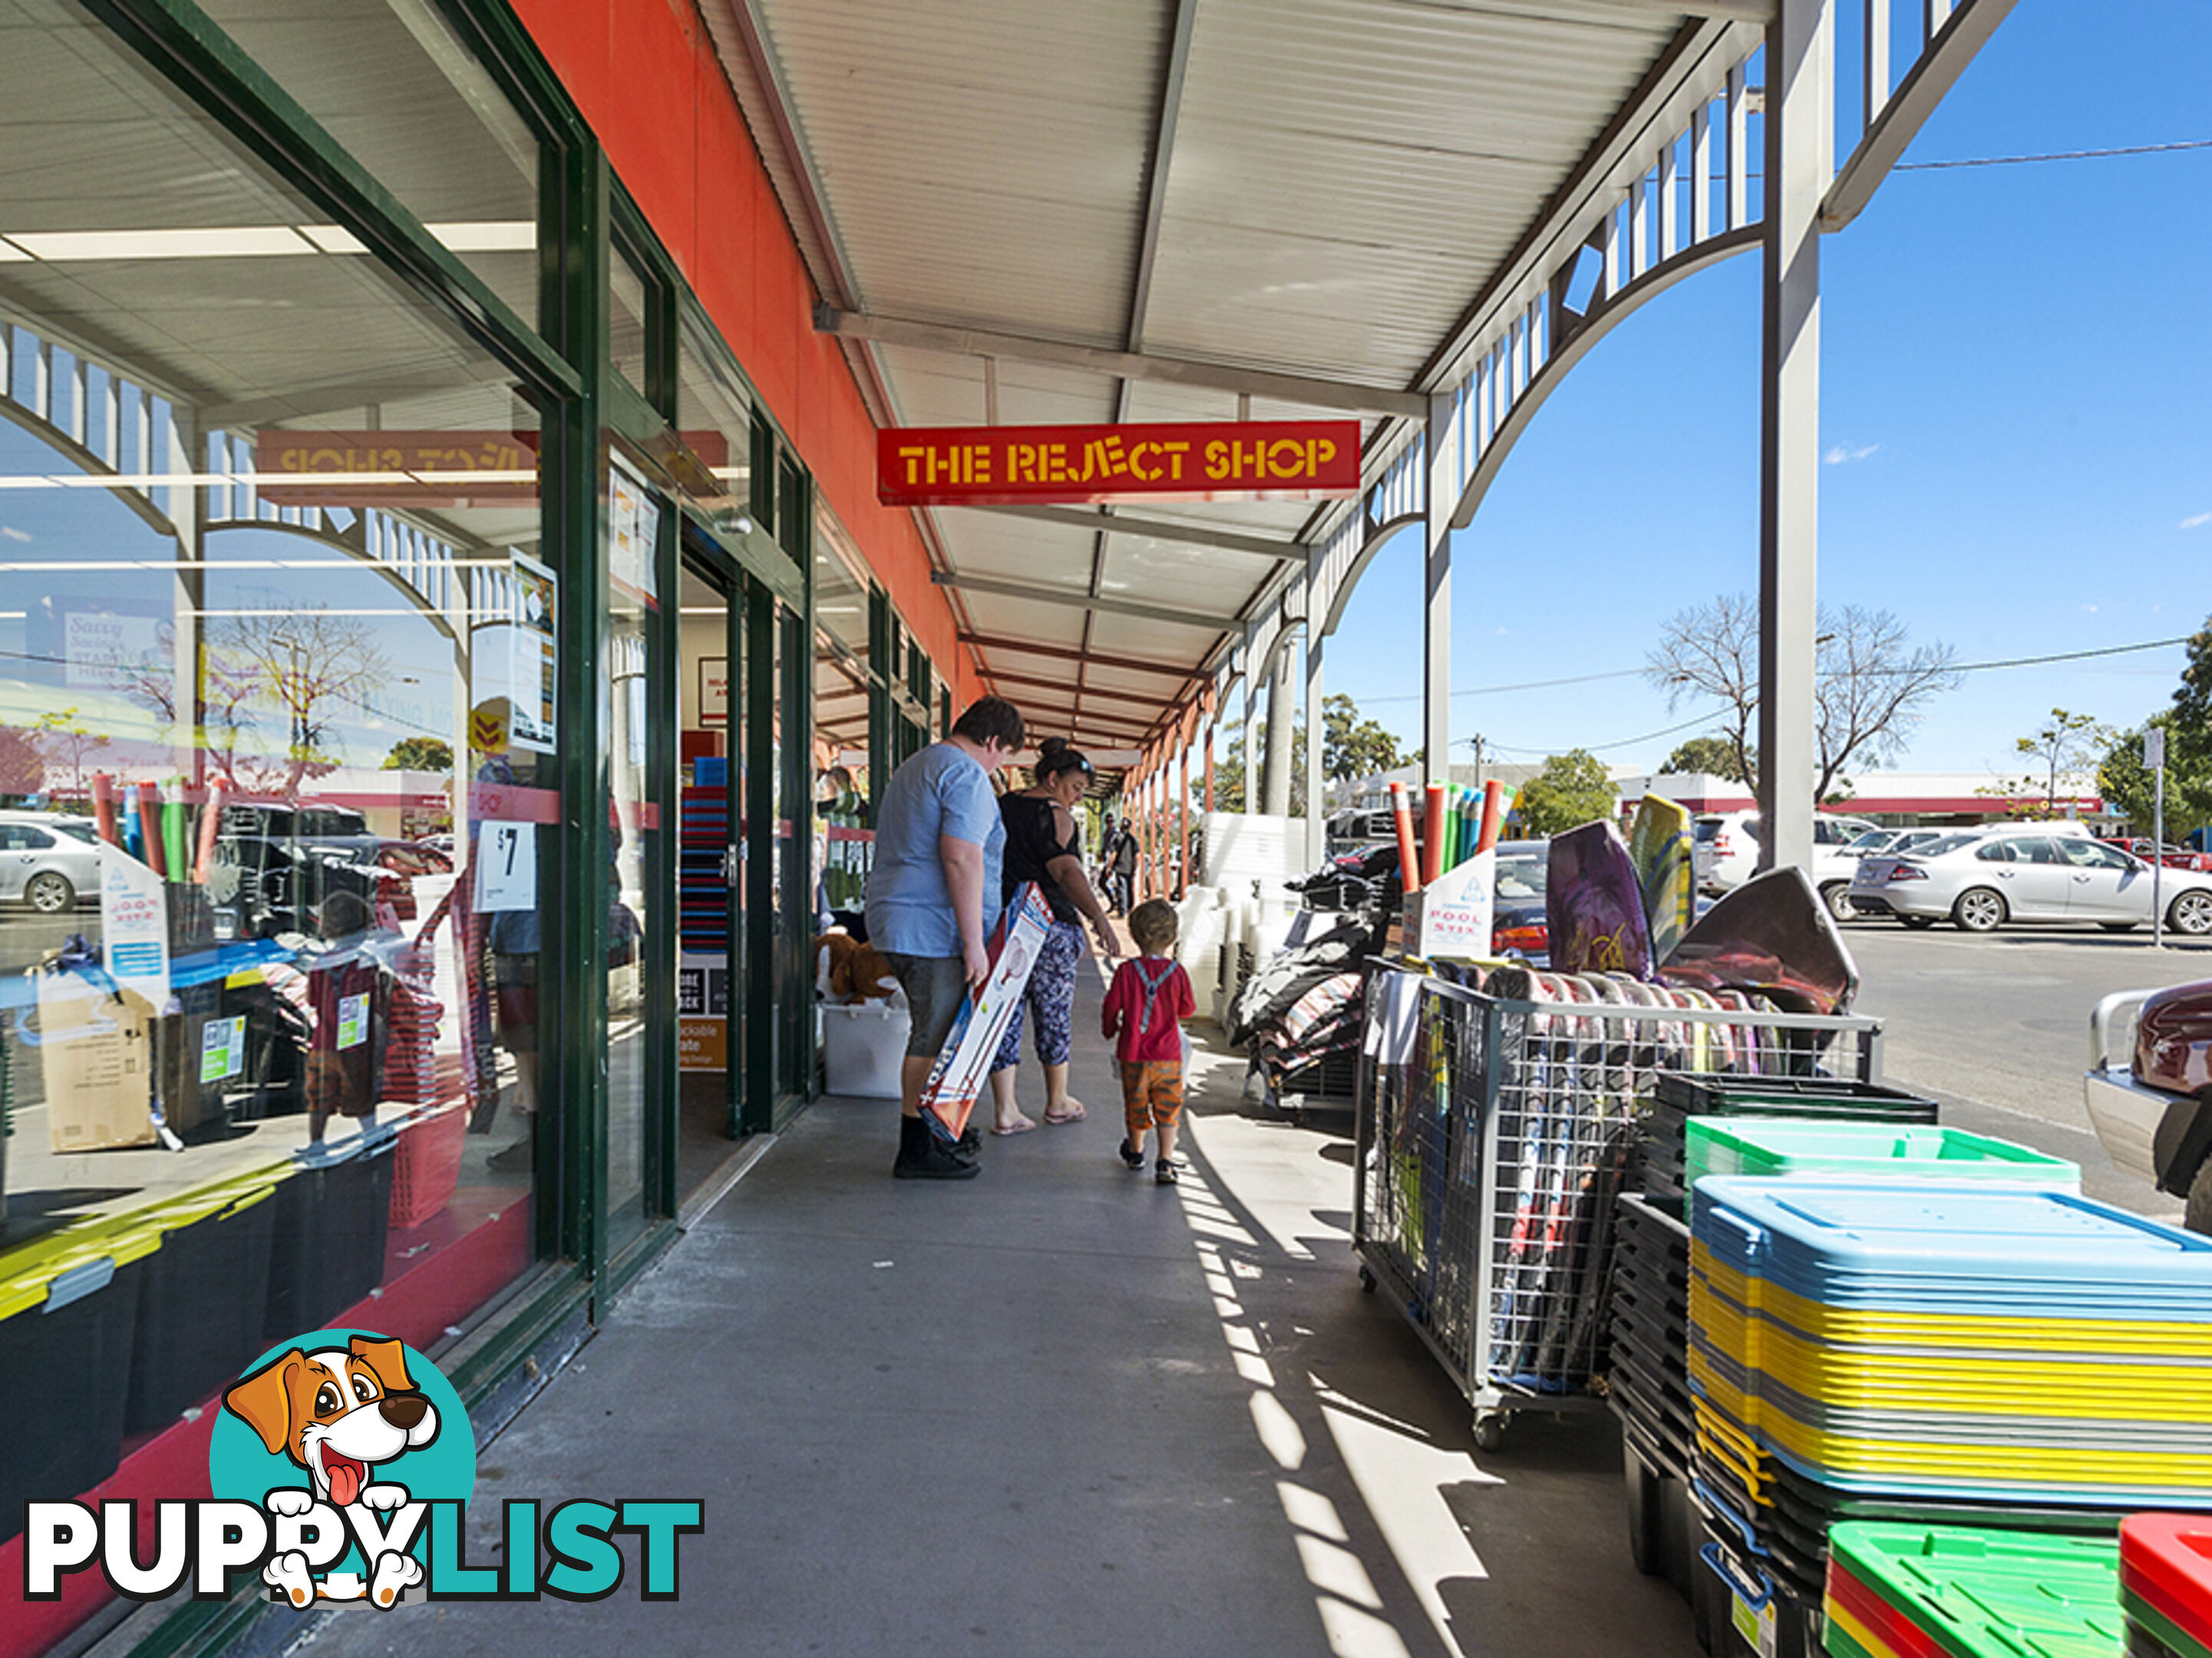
[877,420,1361,506]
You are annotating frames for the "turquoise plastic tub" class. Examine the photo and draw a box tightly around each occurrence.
[1684,1121,2078,1191]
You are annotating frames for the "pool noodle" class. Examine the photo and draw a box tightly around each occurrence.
[91,772,118,846]
[120,789,142,862]
[1421,783,1446,887]
[161,784,188,881]
[195,778,226,883]
[1390,782,1422,894]
[137,781,166,876]
[1459,790,1477,867]
[1476,779,1505,854]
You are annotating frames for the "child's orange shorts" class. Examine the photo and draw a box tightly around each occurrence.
[1120,1060,1184,1136]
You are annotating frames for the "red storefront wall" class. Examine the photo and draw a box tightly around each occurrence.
[511,0,972,705]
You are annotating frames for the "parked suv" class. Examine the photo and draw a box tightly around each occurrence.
[1692,810,1877,917]
[0,811,102,913]
[210,802,394,938]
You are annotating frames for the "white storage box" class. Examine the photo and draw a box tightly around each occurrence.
[823,1001,910,1098]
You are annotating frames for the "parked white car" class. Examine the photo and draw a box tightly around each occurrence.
[0,811,102,913]
[1852,829,2212,933]
[1692,811,1878,917]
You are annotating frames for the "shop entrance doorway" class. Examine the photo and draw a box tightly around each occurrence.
[676,558,742,1199]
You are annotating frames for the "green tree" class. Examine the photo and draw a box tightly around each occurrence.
[1514,749,1617,837]
[2006,708,2110,817]
[2100,712,2212,838]
[1658,735,1745,781]
[382,736,454,773]
[1211,725,1305,817]
[1321,694,1405,781]
[31,708,109,800]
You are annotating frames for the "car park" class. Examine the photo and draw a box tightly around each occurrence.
[2086,979,2212,1231]
[1692,809,1877,917]
[1851,827,2212,933]
[0,811,104,913]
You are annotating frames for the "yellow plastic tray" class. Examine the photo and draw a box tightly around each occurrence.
[1690,1244,2212,1357]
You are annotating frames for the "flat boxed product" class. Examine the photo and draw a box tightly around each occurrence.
[37,971,158,1152]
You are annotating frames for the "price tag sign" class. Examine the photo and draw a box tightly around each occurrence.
[337,993,370,1051]
[475,821,538,913]
[200,1016,246,1084]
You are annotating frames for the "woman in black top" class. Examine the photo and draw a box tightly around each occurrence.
[985,738,1121,1133]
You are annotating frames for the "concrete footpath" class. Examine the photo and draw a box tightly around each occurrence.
[298,967,1696,1658]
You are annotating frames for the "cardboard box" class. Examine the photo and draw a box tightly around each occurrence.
[37,972,159,1151]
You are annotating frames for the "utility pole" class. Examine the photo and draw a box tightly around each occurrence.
[2149,725,2167,948]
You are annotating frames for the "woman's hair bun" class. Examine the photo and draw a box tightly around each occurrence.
[1037,736,1069,759]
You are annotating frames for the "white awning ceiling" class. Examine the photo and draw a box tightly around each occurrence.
[705,0,1765,768]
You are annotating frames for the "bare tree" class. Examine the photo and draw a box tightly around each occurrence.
[1811,606,1961,801]
[1645,594,1758,789]
[1647,596,1959,802]
[209,609,392,796]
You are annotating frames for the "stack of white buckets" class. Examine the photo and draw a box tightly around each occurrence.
[1172,887,1294,1028]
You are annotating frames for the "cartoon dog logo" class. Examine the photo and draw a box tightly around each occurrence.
[222,1334,439,1607]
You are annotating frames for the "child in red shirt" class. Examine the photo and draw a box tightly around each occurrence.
[1101,898,1196,1184]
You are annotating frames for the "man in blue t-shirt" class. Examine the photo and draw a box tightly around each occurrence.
[865,695,1025,1179]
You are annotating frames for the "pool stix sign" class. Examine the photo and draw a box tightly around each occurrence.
[877,419,1361,506]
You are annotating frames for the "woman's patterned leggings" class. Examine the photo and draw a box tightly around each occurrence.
[990,918,1084,1072]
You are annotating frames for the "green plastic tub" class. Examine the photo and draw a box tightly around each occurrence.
[1683,1120,2078,1192]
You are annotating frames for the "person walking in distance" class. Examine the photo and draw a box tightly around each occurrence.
[1108,814,1138,915]
[865,695,1025,1180]
[985,738,1121,1135]
[1102,898,1195,1185]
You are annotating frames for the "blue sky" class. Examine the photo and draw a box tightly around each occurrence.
[1312,0,2212,780]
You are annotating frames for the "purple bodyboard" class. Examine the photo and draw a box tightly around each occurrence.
[1546,820,1655,979]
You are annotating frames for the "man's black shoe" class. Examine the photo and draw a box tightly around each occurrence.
[894,1140,982,1180]
[895,1113,981,1180]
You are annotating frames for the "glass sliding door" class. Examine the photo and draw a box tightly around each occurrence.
[601,451,671,1256]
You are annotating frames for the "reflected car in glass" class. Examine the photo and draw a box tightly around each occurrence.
[0,812,104,913]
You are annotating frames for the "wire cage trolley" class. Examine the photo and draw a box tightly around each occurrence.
[1352,969,1884,1449]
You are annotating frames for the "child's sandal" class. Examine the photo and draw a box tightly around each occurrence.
[1154,1158,1180,1186]
[1118,1138,1145,1171]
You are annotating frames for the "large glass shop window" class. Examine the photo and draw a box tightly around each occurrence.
[0,0,555,1577]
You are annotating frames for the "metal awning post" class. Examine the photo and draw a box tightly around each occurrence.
[1304,619,1326,868]
[1263,646,1294,816]
[1757,0,1832,876]
[1422,393,1453,785]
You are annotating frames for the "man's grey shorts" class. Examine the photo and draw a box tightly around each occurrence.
[882,952,969,1057]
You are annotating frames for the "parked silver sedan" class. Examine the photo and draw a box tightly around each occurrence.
[1850,830,2212,934]
[0,812,103,913]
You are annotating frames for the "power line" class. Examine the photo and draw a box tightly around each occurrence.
[1896,139,2212,172]
[1481,706,1732,758]
[1943,635,2192,674]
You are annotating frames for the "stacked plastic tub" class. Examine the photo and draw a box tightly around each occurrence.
[1614,1073,1941,1610]
[1822,1522,2125,1658]
[1689,1177,2212,1658]
[2123,1515,2212,1658]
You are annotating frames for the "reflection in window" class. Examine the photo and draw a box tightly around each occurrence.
[0,7,556,1601]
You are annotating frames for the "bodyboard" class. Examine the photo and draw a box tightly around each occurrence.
[1545,820,1654,979]
[917,882,1055,1143]
[1657,865,1859,1016]
[1629,794,1695,963]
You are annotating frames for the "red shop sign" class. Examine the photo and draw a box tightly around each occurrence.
[877,420,1361,507]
